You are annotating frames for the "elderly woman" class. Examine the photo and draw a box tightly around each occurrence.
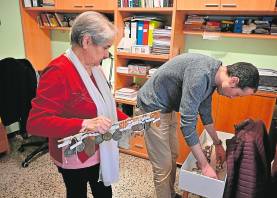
[27,11,128,198]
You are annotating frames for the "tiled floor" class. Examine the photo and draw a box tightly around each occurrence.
[0,136,183,198]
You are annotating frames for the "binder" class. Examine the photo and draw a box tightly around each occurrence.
[137,21,144,45]
[131,21,137,45]
[142,21,149,45]
[148,20,162,46]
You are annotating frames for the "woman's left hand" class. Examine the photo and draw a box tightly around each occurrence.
[82,116,112,134]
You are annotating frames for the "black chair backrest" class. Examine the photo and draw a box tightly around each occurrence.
[0,57,37,136]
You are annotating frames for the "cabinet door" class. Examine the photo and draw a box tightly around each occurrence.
[129,133,148,158]
[56,0,84,9]
[220,0,276,11]
[214,94,276,133]
[177,0,220,10]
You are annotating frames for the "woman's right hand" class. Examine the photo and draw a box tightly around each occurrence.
[81,116,112,134]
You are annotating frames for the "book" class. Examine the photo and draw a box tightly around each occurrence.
[46,13,59,27]
[130,21,137,45]
[32,0,38,7]
[23,0,32,7]
[54,13,64,27]
[40,13,50,26]
[37,15,43,26]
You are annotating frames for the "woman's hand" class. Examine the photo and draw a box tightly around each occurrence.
[82,116,112,134]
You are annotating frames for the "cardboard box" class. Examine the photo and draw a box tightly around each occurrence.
[179,130,234,198]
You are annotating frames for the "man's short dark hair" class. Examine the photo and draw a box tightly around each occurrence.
[226,62,259,92]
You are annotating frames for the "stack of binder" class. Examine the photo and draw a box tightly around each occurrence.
[115,88,138,101]
[152,29,171,55]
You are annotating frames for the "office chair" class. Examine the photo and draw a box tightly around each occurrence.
[0,57,48,167]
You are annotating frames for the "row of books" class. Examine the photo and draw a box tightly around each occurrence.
[23,0,54,7]
[117,66,158,77]
[38,13,76,28]
[118,0,173,8]
[184,15,277,35]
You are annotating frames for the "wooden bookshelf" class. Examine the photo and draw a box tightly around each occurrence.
[116,72,150,79]
[40,26,71,31]
[23,6,55,11]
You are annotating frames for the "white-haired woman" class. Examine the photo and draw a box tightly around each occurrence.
[27,11,128,198]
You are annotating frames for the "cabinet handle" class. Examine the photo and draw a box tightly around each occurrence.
[85,5,94,8]
[221,4,237,7]
[134,144,143,149]
[205,4,220,7]
[73,5,83,8]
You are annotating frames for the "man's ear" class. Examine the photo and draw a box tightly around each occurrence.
[82,34,91,49]
[230,76,239,88]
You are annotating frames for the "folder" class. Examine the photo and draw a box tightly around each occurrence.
[148,20,162,46]
[142,21,149,45]
[137,21,144,45]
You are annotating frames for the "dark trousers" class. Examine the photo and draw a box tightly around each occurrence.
[57,164,112,198]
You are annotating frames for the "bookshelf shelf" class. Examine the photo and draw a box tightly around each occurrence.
[117,72,150,79]
[24,6,55,11]
[116,52,170,61]
[40,26,71,31]
[115,98,137,106]
[183,30,277,40]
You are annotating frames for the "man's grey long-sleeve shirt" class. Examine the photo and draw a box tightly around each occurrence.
[137,53,222,146]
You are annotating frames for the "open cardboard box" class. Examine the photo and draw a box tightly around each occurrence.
[179,130,234,198]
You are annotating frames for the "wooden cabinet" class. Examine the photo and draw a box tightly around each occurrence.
[0,123,9,154]
[121,133,148,159]
[114,1,183,159]
[214,91,276,132]
[55,0,115,11]
[177,0,276,11]
[220,0,276,11]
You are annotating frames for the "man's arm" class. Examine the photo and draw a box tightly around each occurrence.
[179,73,218,178]
[205,123,226,163]
[204,123,221,144]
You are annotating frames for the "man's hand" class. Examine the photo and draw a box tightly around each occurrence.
[214,144,226,164]
[201,163,218,179]
[191,143,219,179]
